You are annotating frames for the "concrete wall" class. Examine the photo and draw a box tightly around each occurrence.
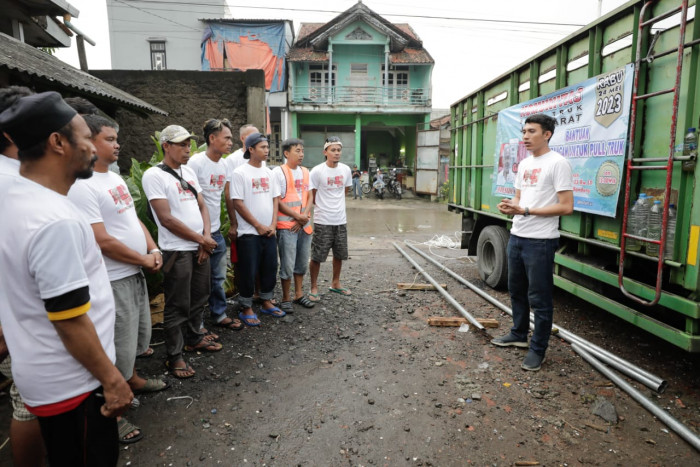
[91,69,266,171]
[106,0,227,70]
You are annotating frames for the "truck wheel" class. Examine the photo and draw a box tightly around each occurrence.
[476,225,509,289]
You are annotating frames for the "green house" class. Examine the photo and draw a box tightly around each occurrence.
[287,1,433,170]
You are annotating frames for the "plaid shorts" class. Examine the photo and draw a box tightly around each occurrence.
[311,223,348,262]
[0,357,36,422]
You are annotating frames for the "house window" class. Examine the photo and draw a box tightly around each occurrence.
[382,65,410,100]
[350,63,368,75]
[308,64,337,101]
[150,41,167,70]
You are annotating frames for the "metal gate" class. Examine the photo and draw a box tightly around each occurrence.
[415,124,439,195]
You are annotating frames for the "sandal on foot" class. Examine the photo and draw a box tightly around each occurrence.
[238,311,260,327]
[118,418,143,445]
[136,347,154,358]
[215,316,244,331]
[329,287,352,296]
[132,378,171,395]
[165,360,195,379]
[254,297,279,306]
[293,296,316,308]
[260,306,286,318]
[307,293,321,303]
[184,339,223,353]
[280,301,294,314]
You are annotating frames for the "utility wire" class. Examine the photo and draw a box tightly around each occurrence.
[110,1,585,27]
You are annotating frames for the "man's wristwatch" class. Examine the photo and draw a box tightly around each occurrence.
[523,207,530,217]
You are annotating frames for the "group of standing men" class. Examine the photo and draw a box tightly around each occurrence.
[0,88,357,466]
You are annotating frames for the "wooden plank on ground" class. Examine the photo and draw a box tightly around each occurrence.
[427,316,500,328]
[397,283,447,290]
[150,293,164,325]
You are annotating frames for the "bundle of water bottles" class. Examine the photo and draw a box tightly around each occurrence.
[627,127,695,258]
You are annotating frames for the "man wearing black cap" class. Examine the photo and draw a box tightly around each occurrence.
[230,132,283,326]
[0,91,133,466]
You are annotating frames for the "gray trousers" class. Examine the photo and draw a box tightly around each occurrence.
[162,250,210,361]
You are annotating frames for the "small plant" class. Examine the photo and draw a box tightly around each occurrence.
[438,181,450,202]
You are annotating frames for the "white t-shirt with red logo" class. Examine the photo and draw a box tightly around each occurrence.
[511,151,573,239]
[142,164,204,251]
[68,171,147,281]
[224,148,266,183]
[309,162,352,225]
[272,165,306,200]
[188,151,230,232]
[230,163,280,236]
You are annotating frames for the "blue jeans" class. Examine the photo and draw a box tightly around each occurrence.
[208,231,228,323]
[352,178,362,198]
[237,234,278,309]
[277,228,312,280]
[507,234,558,356]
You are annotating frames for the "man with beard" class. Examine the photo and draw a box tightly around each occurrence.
[0,91,133,466]
[142,125,221,379]
[68,115,170,444]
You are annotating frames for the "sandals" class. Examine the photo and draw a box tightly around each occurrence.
[280,301,294,314]
[132,378,171,395]
[136,347,154,358]
[215,316,244,331]
[200,328,220,342]
[239,311,260,327]
[260,306,286,318]
[118,418,143,444]
[293,296,316,308]
[307,293,321,303]
[184,339,223,353]
[329,287,352,296]
[165,359,195,379]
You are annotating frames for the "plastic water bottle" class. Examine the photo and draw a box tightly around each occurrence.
[682,128,697,172]
[647,200,662,257]
[665,204,677,260]
[628,193,649,251]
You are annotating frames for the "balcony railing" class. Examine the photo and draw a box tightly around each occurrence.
[291,86,431,107]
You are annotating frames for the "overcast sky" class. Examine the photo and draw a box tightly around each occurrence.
[55,0,631,109]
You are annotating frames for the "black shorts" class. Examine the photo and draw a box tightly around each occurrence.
[311,223,348,262]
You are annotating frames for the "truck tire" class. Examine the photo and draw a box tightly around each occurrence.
[476,225,509,290]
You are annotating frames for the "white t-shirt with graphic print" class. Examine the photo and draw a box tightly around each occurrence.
[230,163,280,236]
[142,164,204,251]
[511,151,573,239]
[188,151,230,232]
[68,171,147,281]
[309,162,352,226]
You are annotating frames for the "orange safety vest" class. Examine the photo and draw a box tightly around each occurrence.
[277,164,313,234]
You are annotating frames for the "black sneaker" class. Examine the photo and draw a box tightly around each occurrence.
[521,350,545,371]
[490,333,528,348]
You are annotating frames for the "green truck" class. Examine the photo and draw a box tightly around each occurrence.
[448,0,700,351]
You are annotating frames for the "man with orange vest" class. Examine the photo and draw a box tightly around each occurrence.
[272,138,316,314]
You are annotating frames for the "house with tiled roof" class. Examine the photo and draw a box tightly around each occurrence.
[287,1,434,169]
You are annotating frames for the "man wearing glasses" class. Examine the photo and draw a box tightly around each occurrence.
[188,119,243,332]
[142,125,221,379]
[308,136,353,300]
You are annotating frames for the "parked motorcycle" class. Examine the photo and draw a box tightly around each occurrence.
[386,170,402,200]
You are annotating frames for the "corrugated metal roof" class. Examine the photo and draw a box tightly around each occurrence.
[0,32,166,115]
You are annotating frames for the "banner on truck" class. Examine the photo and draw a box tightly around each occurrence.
[492,63,634,218]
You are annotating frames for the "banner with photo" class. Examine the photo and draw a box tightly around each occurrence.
[492,63,634,217]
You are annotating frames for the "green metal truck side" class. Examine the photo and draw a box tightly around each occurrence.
[448,0,700,351]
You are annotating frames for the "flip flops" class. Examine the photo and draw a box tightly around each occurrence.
[307,293,321,303]
[165,359,195,379]
[132,378,171,395]
[215,316,244,331]
[239,311,260,327]
[329,287,352,296]
[184,339,223,353]
[259,306,286,318]
[118,418,143,444]
[293,296,316,308]
[136,347,154,358]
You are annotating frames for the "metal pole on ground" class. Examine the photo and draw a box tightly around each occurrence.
[392,242,484,331]
[404,243,667,393]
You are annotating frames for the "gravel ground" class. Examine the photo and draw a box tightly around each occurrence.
[0,197,698,466]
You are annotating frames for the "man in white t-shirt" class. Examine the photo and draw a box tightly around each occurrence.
[224,123,260,239]
[69,115,170,444]
[142,125,222,379]
[493,114,573,371]
[308,136,353,301]
[230,132,282,326]
[272,138,315,314]
[0,91,133,465]
[188,118,244,331]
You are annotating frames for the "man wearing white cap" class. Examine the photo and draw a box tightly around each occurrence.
[142,125,221,379]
